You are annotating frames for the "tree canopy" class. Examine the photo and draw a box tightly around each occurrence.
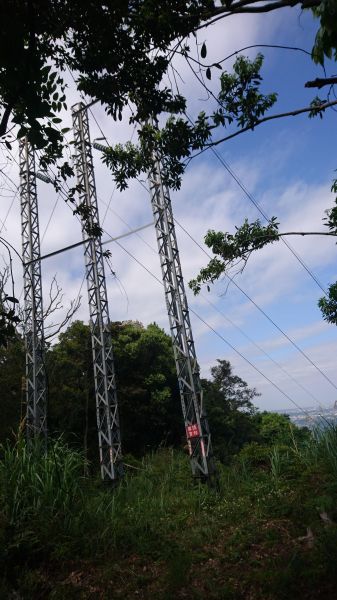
[1,1,337,336]
[0,1,336,172]
[0,319,265,462]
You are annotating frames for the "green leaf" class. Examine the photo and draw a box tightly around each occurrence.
[201,42,207,59]
[206,67,211,80]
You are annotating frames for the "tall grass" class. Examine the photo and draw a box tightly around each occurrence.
[0,439,218,561]
[289,424,337,478]
[1,425,337,564]
[2,429,337,598]
[0,437,85,526]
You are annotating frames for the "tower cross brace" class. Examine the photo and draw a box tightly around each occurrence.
[148,155,217,482]
[19,138,47,440]
[72,103,123,482]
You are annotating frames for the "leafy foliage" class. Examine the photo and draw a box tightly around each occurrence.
[0,1,334,163]
[103,55,279,190]
[0,269,21,347]
[202,359,260,461]
[256,411,308,446]
[311,0,337,64]
[189,189,337,325]
[217,53,277,128]
[47,320,264,459]
[103,112,212,190]
[0,296,20,348]
[189,218,280,294]
[0,336,24,441]
[318,282,337,324]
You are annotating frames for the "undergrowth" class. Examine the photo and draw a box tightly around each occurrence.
[1,427,337,599]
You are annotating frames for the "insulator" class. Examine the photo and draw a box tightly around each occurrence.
[92,142,108,153]
[36,172,52,184]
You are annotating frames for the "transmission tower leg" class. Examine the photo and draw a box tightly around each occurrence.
[148,158,217,484]
[72,103,123,482]
[19,138,47,441]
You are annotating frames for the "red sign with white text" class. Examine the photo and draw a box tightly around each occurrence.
[186,424,200,439]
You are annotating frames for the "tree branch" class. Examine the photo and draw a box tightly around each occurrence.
[198,0,321,30]
[44,296,81,341]
[42,275,81,341]
[43,276,64,319]
[180,44,311,70]
[0,105,12,138]
[278,231,337,237]
[208,99,337,148]
[305,77,337,89]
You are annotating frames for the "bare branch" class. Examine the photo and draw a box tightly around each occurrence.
[197,0,321,31]
[43,275,64,319]
[44,295,82,341]
[277,231,337,237]
[211,0,320,14]
[42,274,82,341]
[180,44,311,70]
[207,99,337,149]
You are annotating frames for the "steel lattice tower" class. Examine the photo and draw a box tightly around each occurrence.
[72,103,123,482]
[19,138,47,440]
[148,155,217,483]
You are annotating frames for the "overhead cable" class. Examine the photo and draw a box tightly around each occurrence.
[88,122,336,403]
[112,237,319,424]
[175,217,337,392]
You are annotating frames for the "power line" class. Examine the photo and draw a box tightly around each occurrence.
[110,205,324,406]
[7,119,327,422]
[22,93,330,407]
[99,195,156,253]
[34,148,154,265]
[175,217,337,393]
[112,237,318,424]
[1,148,63,245]
[189,308,318,421]
[41,193,61,245]
[136,171,337,393]
[201,294,323,405]
[0,189,18,235]
[208,146,328,295]
[88,127,335,405]
[179,106,327,294]
[88,103,139,230]
[104,196,326,406]
[25,222,153,265]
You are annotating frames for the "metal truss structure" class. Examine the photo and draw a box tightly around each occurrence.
[148,155,217,483]
[19,138,47,440]
[72,103,123,482]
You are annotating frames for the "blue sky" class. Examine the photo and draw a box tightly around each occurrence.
[1,6,337,413]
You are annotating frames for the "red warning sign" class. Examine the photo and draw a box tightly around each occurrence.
[186,424,200,439]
